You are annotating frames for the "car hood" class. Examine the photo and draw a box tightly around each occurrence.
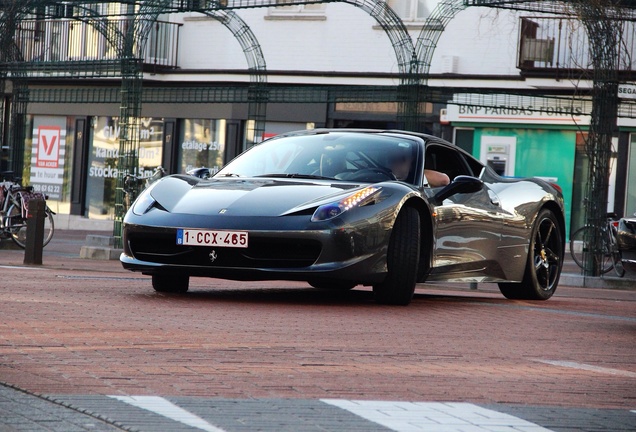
[150,175,362,217]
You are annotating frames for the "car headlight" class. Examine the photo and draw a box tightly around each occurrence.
[311,186,381,222]
[131,189,156,215]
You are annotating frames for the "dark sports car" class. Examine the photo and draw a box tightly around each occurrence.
[121,129,565,305]
[617,212,636,272]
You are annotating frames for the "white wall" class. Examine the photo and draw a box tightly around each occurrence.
[176,4,400,76]
[168,2,561,90]
[429,7,522,76]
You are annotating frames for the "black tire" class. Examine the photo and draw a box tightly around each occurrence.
[499,209,563,300]
[612,251,625,277]
[569,225,613,274]
[152,273,189,293]
[308,280,357,290]
[607,224,625,278]
[373,206,420,305]
[8,204,55,249]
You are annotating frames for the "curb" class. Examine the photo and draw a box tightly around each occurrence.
[560,273,636,290]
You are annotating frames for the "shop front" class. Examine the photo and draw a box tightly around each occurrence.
[445,99,636,239]
[19,112,320,224]
[444,100,594,238]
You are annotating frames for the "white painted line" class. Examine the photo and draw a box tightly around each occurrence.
[109,396,226,432]
[321,399,554,432]
[535,359,636,378]
[0,265,46,270]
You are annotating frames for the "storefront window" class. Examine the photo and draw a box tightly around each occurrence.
[178,119,226,175]
[571,132,588,233]
[25,115,75,215]
[87,117,163,219]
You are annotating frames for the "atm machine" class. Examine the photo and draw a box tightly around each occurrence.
[480,137,516,177]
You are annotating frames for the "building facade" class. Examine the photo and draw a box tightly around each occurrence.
[2,1,635,235]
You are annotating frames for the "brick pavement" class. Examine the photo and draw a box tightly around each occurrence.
[2,228,636,285]
[1,229,635,431]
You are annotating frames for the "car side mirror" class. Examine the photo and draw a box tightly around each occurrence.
[432,175,483,205]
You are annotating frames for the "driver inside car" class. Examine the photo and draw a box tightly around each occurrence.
[424,168,450,188]
[389,151,449,187]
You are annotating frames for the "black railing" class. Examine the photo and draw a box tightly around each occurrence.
[518,16,635,79]
[13,18,181,71]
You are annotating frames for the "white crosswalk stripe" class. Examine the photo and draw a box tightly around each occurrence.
[321,399,554,432]
[111,395,556,432]
[109,395,227,432]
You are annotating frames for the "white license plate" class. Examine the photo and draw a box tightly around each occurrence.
[176,229,248,248]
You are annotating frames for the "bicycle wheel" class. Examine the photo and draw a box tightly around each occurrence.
[569,225,613,274]
[7,204,55,248]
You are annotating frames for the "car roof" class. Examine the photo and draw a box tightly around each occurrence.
[275,128,437,142]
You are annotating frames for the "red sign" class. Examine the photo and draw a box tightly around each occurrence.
[36,126,61,168]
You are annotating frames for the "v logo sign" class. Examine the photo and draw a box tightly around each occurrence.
[36,126,61,169]
[41,135,58,156]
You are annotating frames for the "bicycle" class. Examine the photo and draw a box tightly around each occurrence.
[569,213,624,277]
[0,171,55,249]
[122,166,166,212]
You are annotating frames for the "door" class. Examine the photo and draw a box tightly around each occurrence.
[424,143,506,281]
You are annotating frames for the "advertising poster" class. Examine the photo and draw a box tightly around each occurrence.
[179,119,226,175]
[87,117,163,218]
[29,118,66,200]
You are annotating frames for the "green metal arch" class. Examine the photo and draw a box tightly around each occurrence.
[415,0,467,77]
[342,0,414,76]
[394,0,466,132]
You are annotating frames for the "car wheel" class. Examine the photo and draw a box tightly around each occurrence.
[308,280,357,290]
[152,274,189,293]
[373,206,420,305]
[499,208,563,300]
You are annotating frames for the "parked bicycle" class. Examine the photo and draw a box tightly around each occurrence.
[569,213,624,277]
[0,171,55,248]
[122,166,166,211]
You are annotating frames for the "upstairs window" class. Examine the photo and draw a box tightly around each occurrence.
[269,1,326,18]
[387,0,432,22]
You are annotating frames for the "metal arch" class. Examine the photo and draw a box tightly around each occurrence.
[110,0,271,245]
[1,0,414,76]
[0,2,30,175]
[340,0,414,76]
[202,9,267,76]
[1,0,416,242]
[415,0,467,77]
[449,0,635,278]
[200,8,268,147]
[132,1,269,147]
[158,0,415,77]
[396,0,468,132]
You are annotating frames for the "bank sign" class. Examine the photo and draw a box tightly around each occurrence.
[444,103,591,125]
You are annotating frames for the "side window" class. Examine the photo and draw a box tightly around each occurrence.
[424,145,471,182]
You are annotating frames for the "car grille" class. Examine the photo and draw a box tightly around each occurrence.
[127,231,321,268]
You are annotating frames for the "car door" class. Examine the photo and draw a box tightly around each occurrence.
[422,143,508,281]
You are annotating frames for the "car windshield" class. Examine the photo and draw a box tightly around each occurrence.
[215,132,420,184]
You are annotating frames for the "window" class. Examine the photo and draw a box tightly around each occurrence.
[387,0,432,22]
[178,119,226,176]
[424,143,473,182]
[268,1,326,18]
[86,117,164,219]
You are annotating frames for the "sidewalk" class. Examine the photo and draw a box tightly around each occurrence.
[2,228,635,289]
